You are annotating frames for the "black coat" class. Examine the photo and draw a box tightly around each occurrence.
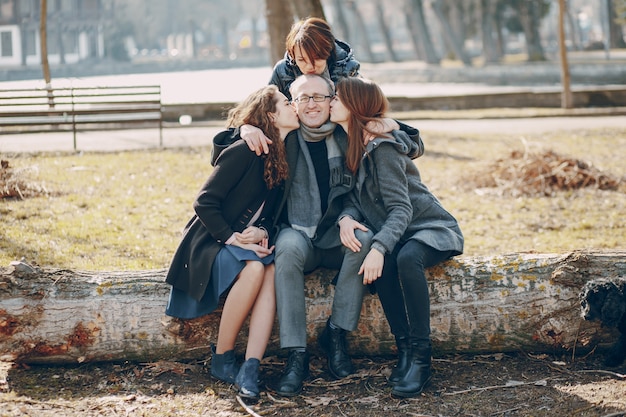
[165,140,282,301]
[269,39,360,100]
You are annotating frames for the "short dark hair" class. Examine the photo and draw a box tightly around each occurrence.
[286,17,335,62]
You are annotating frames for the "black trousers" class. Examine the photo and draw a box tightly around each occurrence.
[374,240,455,344]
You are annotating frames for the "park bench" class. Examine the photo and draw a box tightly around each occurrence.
[0,85,163,150]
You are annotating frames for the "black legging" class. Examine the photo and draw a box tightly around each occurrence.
[374,240,455,344]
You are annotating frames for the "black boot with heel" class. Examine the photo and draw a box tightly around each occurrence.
[388,335,411,384]
[236,358,261,400]
[391,342,432,398]
[210,345,240,384]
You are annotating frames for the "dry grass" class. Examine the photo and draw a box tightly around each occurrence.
[0,127,625,271]
[418,128,625,257]
[1,126,625,417]
[0,159,52,200]
[469,147,621,197]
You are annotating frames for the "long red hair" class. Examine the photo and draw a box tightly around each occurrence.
[335,78,389,174]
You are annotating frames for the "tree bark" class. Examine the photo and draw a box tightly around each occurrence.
[39,0,54,109]
[494,2,506,57]
[608,0,626,48]
[518,0,547,61]
[480,0,500,63]
[558,0,573,108]
[1,250,622,365]
[291,0,325,20]
[405,0,439,64]
[372,0,399,62]
[265,0,294,64]
[331,0,351,44]
[431,0,472,66]
[565,3,582,51]
[345,0,375,63]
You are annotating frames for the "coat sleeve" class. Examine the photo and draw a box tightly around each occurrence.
[370,145,413,254]
[396,121,424,160]
[194,143,256,243]
[211,127,241,166]
[339,192,363,225]
[269,60,293,100]
[343,56,360,77]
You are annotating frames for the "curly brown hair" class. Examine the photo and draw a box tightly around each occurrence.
[226,85,289,189]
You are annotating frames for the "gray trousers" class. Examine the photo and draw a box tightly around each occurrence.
[274,227,373,349]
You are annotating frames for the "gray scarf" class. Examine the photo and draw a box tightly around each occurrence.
[288,121,341,238]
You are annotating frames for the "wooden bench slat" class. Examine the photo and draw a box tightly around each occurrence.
[74,112,162,123]
[0,116,74,125]
[0,85,163,149]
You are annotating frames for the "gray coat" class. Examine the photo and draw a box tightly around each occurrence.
[341,132,464,256]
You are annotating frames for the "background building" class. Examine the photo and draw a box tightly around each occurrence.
[0,0,106,68]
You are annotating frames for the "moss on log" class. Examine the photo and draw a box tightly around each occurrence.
[1,250,624,364]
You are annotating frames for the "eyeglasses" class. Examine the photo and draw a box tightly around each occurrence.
[292,94,334,104]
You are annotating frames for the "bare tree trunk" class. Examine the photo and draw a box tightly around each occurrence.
[331,0,351,43]
[2,250,622,365]
[346,0,375,62]
[373,0,399,61]
[405,0,439,64]
[39,0,54,109]
[404,0,424,60]
[431,0,472,66]
[494,2,506,57]
[559,0,573,108]
[265,0,294,64]
[480,0,500,63]
[608,0,626,48]
[565,2,582,51]
[291,0,325,20]
[518,0,546,61]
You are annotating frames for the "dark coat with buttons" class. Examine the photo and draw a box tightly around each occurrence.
[165,140,282,301]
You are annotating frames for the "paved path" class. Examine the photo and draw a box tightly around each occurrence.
[2,62,625,153]
[1,115,624,154]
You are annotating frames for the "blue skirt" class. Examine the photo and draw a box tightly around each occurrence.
[165,245,274,319]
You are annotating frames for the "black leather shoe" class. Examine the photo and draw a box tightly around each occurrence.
[236,358,260,401]
[388,336,411,384]
[318,318,354,379]
[392,343,432,398]
[276,350,309,397]
[210,345,239,384]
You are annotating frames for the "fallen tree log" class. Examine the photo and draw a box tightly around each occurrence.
[1,250,624,365]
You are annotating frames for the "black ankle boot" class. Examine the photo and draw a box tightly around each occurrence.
[210,345,239,384]
[391,342,432,398]
[276,350,309,397]
[388,336,411,384]
[236,358,261,400]
[318,318,354,379]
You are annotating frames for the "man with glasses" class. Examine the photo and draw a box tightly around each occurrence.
[212,74,423,396]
